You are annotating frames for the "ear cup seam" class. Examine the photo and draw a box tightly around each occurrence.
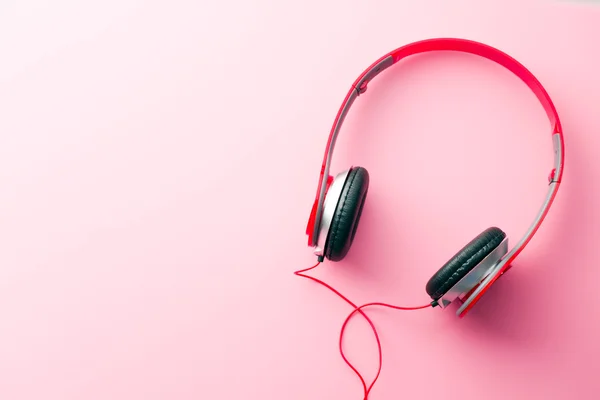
[429,232,503,299]
[326,169,360,259]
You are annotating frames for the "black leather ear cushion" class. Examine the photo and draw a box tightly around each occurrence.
[425,227,506,300]
[324,167,369,262]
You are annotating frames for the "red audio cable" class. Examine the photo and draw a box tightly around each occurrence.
[295,262,433,399]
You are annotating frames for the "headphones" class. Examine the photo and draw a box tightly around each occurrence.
[305,38,564,317]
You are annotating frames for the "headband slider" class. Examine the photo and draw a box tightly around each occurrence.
[353,55,394,96]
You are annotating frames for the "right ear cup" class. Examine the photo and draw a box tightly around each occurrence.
[324,167,369,261]
[425,227,507,301]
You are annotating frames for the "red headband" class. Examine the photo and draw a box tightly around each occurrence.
[306,38,564,316]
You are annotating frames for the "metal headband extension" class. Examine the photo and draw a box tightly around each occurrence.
[308,39,564,287]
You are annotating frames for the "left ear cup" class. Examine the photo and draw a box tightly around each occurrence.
[324,167,370,261]
[425,227,506,300]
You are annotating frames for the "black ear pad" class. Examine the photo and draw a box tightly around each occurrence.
[324,167,369,262]
[425,227,506,300]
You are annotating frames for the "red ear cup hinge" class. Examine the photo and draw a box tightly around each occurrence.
[306,175,334,245]
[305,202,318,241]
[325,174,334,190]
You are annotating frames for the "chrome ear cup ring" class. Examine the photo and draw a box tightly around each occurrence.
[437,237,508,309]
[314,170,350,258]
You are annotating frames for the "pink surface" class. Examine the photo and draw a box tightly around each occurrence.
[0,0,599,399]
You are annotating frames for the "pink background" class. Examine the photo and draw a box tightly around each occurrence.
[0,0,599,399]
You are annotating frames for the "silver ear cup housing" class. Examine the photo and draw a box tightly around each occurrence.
[437,237,509,309]
[313,169,350,258]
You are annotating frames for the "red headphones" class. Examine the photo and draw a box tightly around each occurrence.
[305,38,564,318]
